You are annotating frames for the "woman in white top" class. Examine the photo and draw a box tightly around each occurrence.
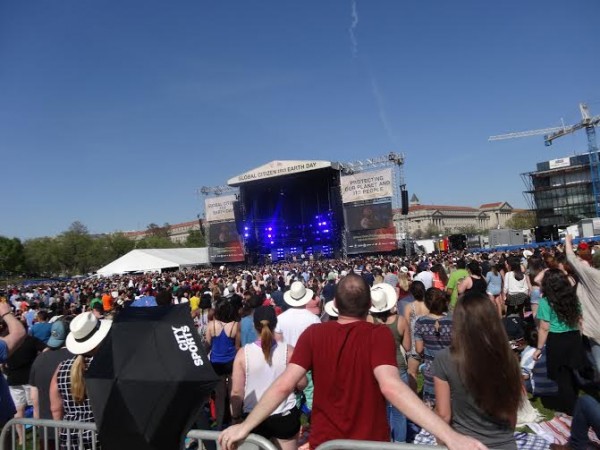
[230,306,307,450]
[503,256,530,314]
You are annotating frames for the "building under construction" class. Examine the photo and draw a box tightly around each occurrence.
[522,152,598,227]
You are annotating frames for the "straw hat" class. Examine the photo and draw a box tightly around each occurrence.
[283,281,314,307]
[324,301,339,317]
[66,312,112,355]
[369,283,397,313]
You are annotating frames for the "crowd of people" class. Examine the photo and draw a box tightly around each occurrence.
[0,234,599,449]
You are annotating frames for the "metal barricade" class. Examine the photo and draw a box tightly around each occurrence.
[0,418,279,450]
[187,430,278,450]
[0,418,98,450]
[316,439,444,450]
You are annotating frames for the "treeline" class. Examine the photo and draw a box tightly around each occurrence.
[0,221,205,277]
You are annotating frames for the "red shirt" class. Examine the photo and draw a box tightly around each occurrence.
[290,321,397,448]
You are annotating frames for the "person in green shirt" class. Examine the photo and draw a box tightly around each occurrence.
[534,268,584,415]
[447,260,468,309]
[89,293,102,309]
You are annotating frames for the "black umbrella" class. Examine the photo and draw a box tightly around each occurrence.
[86,304,219,450]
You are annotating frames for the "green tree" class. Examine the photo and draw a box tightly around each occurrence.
[106,233,136,258]
[57,221,94,275]
[0,236,25,275]
[23,237,61,276]
[425,224,441,238]
[184,229,206,247]
[505,211,537,230]
[136,235,177,249]
[411,229,424,240]
[146,223,170,239]
[456,225,479,236]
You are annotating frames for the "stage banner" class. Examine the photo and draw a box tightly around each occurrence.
[205,195,236,223]
[208,222,239,244]
[345,201,393,231]
[228,160,332,185]
[209,241,245,263]
[340,168,393,204]
[345,227,398,255]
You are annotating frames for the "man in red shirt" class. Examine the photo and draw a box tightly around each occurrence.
[219,273,487,450]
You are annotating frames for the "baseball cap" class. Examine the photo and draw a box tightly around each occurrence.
[253,306,277,330]
[47,320,67,349]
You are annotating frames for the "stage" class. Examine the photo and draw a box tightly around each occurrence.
[203,157,405,263]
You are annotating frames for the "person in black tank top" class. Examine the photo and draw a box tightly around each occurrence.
[457,261,488,298]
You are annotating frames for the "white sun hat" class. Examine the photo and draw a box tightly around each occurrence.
[370,283,397,314]
[283,281,314,307]
[66,312,112,355]
[324,301,339,318]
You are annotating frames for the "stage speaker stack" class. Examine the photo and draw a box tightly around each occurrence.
[401,189,409,215]
[534,225,559,243]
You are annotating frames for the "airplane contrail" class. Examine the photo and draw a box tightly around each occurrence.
[349,0,359,57]
[370,75,399,146]
[348,0,399,146]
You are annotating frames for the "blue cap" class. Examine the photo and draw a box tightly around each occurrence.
[47,320,66,348]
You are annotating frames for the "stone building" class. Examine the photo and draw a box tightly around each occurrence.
[123,220,201,244]
[396,195,517,236]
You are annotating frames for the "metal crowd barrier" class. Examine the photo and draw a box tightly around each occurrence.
[315,440,444,450]
[187,429,279,450]
[0,419,98,450]
[0,418,279,450]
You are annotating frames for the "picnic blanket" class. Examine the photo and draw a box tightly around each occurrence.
[526,414,600,446]
[414,429,550,449]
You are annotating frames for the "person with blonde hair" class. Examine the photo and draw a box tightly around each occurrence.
[49,312,112,449]
[230,306,306,450]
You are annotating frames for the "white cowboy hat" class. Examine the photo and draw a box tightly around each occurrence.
[523,250,533,258]
[283,281,314,307]
[370,283,397,314]
[66,312,112,355]
[324,301,339,318]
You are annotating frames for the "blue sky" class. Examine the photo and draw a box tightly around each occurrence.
[1,0,599,239]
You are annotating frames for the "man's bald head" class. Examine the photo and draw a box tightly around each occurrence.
[335,273,371,318]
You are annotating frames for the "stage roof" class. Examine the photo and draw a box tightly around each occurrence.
[96,248,209,276]
[227,160,333,186]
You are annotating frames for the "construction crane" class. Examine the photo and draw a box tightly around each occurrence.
[545,103,600,218]
[489,103,600,218]
[488,125,565,141]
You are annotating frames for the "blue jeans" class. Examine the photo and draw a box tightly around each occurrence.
[386,371,408,442]
[569,395,600,450]
[589,337,600,374]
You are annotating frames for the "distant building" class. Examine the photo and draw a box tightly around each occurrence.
[523,152,597,227]
[479,202,515,229]
[395,196,519,236]
[123,220,201,244]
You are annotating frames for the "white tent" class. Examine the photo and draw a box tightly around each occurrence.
[96,248,209,276]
